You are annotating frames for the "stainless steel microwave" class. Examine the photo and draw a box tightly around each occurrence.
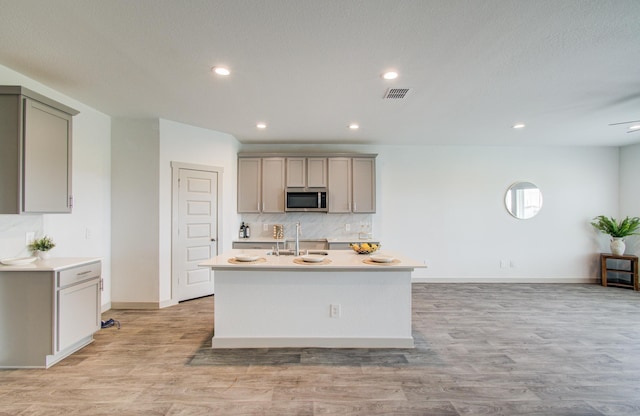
[285,188,328,212]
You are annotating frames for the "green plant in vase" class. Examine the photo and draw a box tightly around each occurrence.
[28,235,56,259]
[591,216,640,255]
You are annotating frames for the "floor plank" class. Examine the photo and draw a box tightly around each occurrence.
[1,283,639,415]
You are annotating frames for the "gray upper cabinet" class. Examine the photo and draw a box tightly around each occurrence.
[352,157,376,213]
[238,153,375,214]
[261,157,286,213]
[286,157,327,188]
[237,157,285,213]
[328,157,352,213]
[328,157,376,213]
[286,157,306,187]
[307,158,328,188]
[237,158,261,213]
[0,86,78,214]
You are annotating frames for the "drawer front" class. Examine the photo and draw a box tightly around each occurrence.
[58,262,101,288]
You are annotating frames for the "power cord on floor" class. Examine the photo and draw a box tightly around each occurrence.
[101,318,121,329]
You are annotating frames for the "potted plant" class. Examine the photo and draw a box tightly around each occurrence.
[28,235,56,259]
[591,216,640,255]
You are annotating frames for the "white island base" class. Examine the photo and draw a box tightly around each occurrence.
[202,250,421,349]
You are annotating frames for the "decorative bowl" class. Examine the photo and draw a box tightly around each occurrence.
[0,256,38,265]
[300,254,325,263]
[369,254,395,263]
[234,254,260,262]
[350,243,380,254]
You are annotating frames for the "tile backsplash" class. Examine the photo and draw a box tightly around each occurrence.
[0,215,43,259]
[240,213,374,241]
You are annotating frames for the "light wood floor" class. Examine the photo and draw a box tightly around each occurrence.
[1,283,640,415]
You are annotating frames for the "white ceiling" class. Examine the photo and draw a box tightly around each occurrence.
[1,0,639,147]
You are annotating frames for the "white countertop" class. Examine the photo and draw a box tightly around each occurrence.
[199,249,422,271]
[0,257,102,272]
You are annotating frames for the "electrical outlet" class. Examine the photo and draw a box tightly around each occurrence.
[345,224,350,232]
[330,304,341,318]
[500,259,509,268]
[423,259,430,267]
[263,223,269,232]
[25,232,35,245]
[85,227,92,240]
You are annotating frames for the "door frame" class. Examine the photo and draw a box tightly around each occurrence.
[170,162,224,304]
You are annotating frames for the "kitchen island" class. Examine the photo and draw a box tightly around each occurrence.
[199,249,424,349]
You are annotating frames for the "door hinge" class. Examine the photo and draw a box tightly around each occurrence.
[69,195,74,208]
[100,278,104,291]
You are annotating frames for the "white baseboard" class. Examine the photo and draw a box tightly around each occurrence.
[110,301,160,310]
[160,299,178,309]
[108,299,178,310]
[211,336,415,349]
[412,277,599,284]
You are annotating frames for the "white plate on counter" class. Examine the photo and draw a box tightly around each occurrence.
[0,257,38,266]
[300,254,325,263]
[234,255,260,262]
[368,254,395,263]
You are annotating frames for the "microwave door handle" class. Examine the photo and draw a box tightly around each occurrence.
[318,192,321,208]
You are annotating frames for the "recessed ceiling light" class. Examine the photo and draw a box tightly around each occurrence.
[349,123,360,130]
[382,71,398,80]
[512,123,526,129]
[628,124,640,131]
[212,66,230,76]
[256,122,267,129]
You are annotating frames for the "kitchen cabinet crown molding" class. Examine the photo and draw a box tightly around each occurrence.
[0,86,79,116]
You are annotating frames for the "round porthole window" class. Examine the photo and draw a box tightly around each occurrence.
[505,182,543,219]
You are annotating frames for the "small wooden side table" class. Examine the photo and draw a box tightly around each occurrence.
[600,253,639,291]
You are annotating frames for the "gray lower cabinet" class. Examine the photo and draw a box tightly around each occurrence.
[233,240,329,250]
[232,241,275,249]
[0,260,101,368]
[328,241,380,250]
[0,86,79,214]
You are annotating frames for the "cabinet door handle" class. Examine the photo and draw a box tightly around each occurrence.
[76,270,92,276]
[210,238,216,242]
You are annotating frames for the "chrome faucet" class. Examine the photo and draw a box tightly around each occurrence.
[295,222,301,256]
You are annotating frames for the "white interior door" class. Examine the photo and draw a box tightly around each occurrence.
[176,168,218,301]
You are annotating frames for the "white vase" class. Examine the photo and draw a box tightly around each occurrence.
[37,250,51,260]
[610,238,626,256]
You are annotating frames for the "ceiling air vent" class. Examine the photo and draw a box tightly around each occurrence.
[383,88,410,99]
